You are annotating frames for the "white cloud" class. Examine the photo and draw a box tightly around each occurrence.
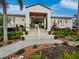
[7,4,26,14]
[60,0,78,9]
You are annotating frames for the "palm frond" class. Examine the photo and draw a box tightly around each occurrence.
[18,0,23,10]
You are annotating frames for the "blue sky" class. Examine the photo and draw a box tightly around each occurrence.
[0,0,78,17]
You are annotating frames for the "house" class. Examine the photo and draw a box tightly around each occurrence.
[25,4,73,31]
[0,4,73,32]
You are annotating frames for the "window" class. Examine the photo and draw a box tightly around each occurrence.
[8,18,11,21]
[22,19,24,21]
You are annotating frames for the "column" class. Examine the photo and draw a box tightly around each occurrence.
[44,17,46,29]
[47,13,51,31]
[25,11,30,31]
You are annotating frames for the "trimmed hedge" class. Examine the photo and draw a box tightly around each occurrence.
[70,35,79,41]
[8,31,23,40]
[52,28,79,41]
[0,31,23,41]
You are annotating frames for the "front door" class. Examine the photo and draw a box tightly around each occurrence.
[31,18,44,28]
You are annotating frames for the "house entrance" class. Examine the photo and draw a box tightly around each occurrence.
[30,12,47,29]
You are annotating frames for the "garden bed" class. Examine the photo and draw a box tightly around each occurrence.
[29,45,79,59]
[0,31,23,47]
[52,28,79,41]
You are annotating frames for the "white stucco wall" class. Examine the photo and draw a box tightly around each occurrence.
[51,17,73,28]
[8,16,25,28]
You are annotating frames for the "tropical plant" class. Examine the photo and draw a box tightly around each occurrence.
[0,16,3,26]
[57,51,79,59]
[29,54,41,59]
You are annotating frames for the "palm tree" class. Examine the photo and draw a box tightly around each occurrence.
[78,0,79,30]
[0,0,23,42]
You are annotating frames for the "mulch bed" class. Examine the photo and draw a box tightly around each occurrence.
[5,44,54,59]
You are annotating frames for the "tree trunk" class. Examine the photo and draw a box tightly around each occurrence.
[3,14,8,42]
[78,0,79,30]
[2,0,8,42]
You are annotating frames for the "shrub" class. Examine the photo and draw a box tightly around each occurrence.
[8,28,16,32]
[63,42,68,45]
[21,36,25,40]
[71,35,79,41]
[16,48,25,55]
[25,31,28,35]
[29,53,41,59]
[7,41,12,44]
[52,28,61,31]
[54,35,65,39]
[57,51,79,59]
[8,31,23,40]
[48,31,51,35]
[33,45,38,49]
[0,44,3,47]
[54,35,58,39]
[0,36,3,41]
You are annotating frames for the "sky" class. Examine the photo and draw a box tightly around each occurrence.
[0,0,78,17]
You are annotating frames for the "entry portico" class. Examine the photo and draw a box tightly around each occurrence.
[25,4,52,32]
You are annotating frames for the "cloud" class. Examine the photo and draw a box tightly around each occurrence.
[7,4,26,14]
[60,0,78,9]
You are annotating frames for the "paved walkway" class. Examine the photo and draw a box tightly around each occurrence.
[25,28,54,39]
[0,28,63,58]
[0,39,63,58]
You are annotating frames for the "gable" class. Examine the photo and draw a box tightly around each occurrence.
[25,4,51,13]
[25,4,51,10]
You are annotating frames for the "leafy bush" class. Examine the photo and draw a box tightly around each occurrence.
[0,44,3,47]
[57,51,79,59]
[29,53,41,59]
[33,45,38,49]
[25,31,28,35]
[54,35,65,39]
[52,28,62,31]
[8,28,16,32]
[0,36,3,41]
[63,42,68,45]
[48,31,51,35]
[8,31,23,40]
[71,35,79,41]
[16,48,25,55]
